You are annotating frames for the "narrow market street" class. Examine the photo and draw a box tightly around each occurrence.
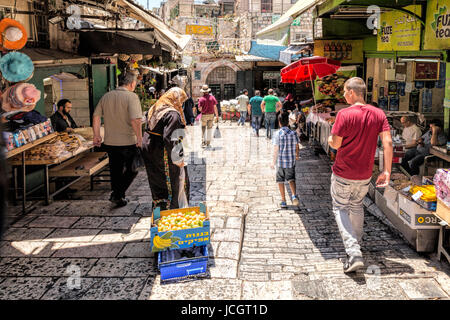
[0,122,449,300]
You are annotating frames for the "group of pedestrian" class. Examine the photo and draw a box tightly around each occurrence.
[92,74,445,276]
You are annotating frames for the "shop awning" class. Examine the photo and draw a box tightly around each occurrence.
[234,54,273,62]
[20,48,89,66]
[247,40,287,61]
[256,0,321,41]
[77,30,163,55]
[279,43,314,65]
[117,0,192,52]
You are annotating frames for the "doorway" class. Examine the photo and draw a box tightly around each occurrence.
[206,66,236,101]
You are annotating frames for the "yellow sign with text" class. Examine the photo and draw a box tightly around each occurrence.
[424,0,450,50]
[377,5,422,51]
[314,39,363,64]
[186,25,213,35]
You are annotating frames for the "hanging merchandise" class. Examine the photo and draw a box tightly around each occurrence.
[389,95,399,111]
[398,82,406,96]
[409,89,420,112]
[378,96,388,110]
[0,51,34,83]
[0,18,27,51]
[118,54,130,62]
[415,81,424,89]
[1,82,41,114]
[421,89,432,113]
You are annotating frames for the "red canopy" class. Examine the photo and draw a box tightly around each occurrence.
[280,56,341,83]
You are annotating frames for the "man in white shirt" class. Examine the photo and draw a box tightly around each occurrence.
[400,116,422,150]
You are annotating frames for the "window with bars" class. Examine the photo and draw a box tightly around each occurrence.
[223,84,236,101]
[261,0,272,13]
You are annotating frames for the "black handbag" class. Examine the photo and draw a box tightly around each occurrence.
[132,147,145,171]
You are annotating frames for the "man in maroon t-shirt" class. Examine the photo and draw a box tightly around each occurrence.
[328,77,393,273]
[198,84,219,148]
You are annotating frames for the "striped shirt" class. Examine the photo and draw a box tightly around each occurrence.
[273,127,299,168]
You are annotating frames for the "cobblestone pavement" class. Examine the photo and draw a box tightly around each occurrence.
[1,121,449,300]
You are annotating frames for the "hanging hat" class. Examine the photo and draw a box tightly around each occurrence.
[1,83,41,113]
[118,54,130,62]
[0,18,27,51]
[0,51,34,82]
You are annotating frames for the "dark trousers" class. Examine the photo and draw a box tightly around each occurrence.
[105,144,139,200]
[401,148,425,176]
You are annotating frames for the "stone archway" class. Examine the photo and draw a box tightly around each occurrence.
[201,60,242,101]
[200,60,242,85]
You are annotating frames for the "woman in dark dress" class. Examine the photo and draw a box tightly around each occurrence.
[141,87,190,211]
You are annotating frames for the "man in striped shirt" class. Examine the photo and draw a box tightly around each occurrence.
[271,111,300,208]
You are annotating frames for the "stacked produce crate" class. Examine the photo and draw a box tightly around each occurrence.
[150,203,211,281]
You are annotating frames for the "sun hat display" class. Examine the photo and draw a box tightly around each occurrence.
[200,84,211,93]
[0,51,34,82]
[0,18,27,51]
[130,54,143,62]
[1,83,41,113]
[118,54,130,62]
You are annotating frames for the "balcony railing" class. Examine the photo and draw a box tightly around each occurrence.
[184,37,251,55]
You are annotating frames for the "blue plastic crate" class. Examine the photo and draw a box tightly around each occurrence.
[157,246,208,281]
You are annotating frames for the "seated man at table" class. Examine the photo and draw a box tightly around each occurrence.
[401,119,447,176]
[50,99,78,133]
[400,116,422,150]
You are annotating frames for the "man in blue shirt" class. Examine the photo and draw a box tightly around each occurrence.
[248,90,263,136]
[271,111,300,208]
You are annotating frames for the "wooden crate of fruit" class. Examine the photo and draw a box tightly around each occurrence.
[150,203,210,253]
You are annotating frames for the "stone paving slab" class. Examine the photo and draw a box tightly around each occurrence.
[1,123,449,300]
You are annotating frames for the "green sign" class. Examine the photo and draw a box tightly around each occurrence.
[424,0,450,50]
[445,62,450,109]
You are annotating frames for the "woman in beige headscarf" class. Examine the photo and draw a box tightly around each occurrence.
[141,87,190,210]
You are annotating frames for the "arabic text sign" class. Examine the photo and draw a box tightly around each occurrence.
[377,5,422,51]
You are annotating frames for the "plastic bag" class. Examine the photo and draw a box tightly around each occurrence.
[213,125,221,139]
[178,168,188,208]
[131,148,145,172]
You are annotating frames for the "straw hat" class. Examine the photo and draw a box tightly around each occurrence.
[200,84,211,93]
[118,54,130,62]
[1,83,41,112]
[0,51,34,82]
[0,18,27,50]
[130,54,143,62]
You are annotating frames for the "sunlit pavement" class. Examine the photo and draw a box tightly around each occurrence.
[1,121,449,299]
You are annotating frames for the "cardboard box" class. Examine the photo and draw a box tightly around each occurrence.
[150,203,210,253]
[376,193,439,252]
[383,185,399,213]
[398,194,440,229]
[436,199,450,224]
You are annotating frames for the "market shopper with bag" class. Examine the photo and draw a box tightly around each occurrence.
[93,72,143,207]
[198,84,219,148]
[328,77,393,273]
[141,87,190,210]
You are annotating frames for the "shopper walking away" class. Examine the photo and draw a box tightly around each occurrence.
[183,95,195,126]
[249,90,263,137]
[198,84,219,148]
[237,89,250,126]
[261,88,282,140]
[141,87,190,210]
[328,77,393,273]
[93,72,143,207]
[271,111,300,208]
[401,119,446,176]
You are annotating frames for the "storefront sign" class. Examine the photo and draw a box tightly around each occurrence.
[186,25,213,35]
[377,5,422,51]
[314,67,357,102]
[424,0,450,50]
[313,40,363,64]
[263,71,280,80]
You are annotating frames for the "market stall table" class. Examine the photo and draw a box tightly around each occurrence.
[6,132,58,214]
[8,141,109,205]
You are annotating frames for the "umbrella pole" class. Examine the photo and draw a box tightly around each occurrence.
[309,66,317,105]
